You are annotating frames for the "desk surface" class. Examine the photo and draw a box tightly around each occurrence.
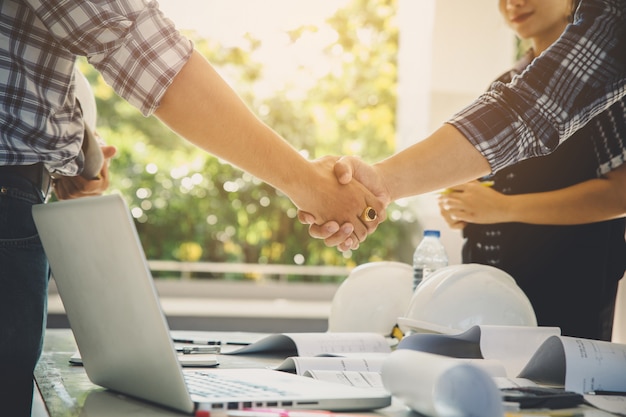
[35,329,619,417]
[35,329,409,417]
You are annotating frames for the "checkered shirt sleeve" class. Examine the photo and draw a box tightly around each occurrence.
[0,0,193,172]
[448,0,626,173]
[23,0,193,116]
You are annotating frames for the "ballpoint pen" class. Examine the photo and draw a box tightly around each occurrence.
[504,412,584,417]
[223,408,373,417]
[173,337,223,345]
[585,390,626,396]
[173,337,251,346]
[176,345,222,354]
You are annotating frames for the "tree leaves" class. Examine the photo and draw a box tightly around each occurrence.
[81,0,417,279]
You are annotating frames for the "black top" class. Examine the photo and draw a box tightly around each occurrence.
[462,53,626,341]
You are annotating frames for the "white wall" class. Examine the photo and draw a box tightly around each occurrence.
[396,0,515,263]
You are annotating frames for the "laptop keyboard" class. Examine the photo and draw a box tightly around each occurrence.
[185,371,295,400]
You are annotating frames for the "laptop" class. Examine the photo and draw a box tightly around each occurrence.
[32,194,391,415]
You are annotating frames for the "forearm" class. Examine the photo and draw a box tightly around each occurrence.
[154,50,312,203]
[505,167,626,225]
[375,124,491,200]
[154,50,384,235]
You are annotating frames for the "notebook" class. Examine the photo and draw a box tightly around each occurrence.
[32,194,391,415]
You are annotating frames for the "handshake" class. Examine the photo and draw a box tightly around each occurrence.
[294,155,392,252]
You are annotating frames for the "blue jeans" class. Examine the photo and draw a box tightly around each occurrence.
[0,174,49,416]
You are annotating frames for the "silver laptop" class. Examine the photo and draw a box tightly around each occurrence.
[32,194,391,415]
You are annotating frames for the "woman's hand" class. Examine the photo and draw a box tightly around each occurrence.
[438,180,510,226]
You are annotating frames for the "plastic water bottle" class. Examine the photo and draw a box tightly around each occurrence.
[412,229,448,290]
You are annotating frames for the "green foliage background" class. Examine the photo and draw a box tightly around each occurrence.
[78,0,418,280]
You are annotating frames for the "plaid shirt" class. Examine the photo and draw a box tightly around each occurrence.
[448,0,626,174]
[0,0,192,175]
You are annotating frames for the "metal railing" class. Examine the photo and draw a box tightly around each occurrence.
[147,260,352,282]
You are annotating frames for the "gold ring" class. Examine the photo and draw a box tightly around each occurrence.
[360,206,378,222]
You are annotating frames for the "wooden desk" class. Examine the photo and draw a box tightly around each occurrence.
[35,329,618,417]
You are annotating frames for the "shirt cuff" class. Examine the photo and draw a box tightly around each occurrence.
[90,5,194,116]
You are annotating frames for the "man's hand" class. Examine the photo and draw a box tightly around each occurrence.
[333,156,391,203]
[291,155,386,244]
[53,145,117,200]
[298,156,391,251]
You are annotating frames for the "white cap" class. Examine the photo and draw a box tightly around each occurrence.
[328,261,413,336]
[72,66,104,179]
[398,264,537,334]
[73,66,97,133]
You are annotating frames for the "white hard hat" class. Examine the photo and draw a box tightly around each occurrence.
[328,261,413,336]
[73,66,97,132]
[72,66,104,179]
[398,264,537,334]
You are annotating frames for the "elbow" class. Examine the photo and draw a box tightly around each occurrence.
[606,164,626,217]
[618,194,626,217]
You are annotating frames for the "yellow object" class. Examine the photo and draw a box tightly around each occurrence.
[391,324,404,341]
[440,180,495,195]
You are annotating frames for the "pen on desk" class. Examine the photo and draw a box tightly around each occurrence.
[227,409,328,417]
[173,337,222,345]
[173,337,252,346]
[177,345,221,354]
[585,390,626,396]
[224,408,374,417]
[504,411,584,417]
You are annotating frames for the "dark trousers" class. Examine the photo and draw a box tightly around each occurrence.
[0,173,49,417]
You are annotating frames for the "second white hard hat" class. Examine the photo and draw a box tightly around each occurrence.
[398,263,537,334]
